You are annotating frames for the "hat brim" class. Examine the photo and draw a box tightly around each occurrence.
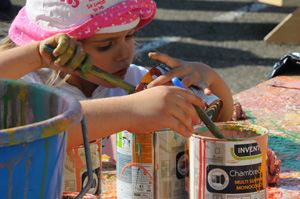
[9,0,156,46]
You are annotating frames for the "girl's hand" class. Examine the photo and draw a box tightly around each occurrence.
[125,86,205,138]
[39,33,92,76]
[147,52,215,95]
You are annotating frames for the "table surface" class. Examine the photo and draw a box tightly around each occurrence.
[101,74,300,199]
[233,74,300,198]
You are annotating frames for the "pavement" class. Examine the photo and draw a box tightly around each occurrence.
[1,0,300,94]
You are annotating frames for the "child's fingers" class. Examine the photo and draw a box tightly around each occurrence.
[191,80,212,96]
[54,37,76,66]
[53,35,71,56]
[168,118,193,138]
[174,89,202,125]
[148,52,179,67]
[64,44,87,71]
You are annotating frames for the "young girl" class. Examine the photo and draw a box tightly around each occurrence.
[0,0,234,195]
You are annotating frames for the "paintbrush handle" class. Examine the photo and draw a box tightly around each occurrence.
[172,77,225,139]
[193,105,225,139]
[43,44,136,94]
[88,66,136,94]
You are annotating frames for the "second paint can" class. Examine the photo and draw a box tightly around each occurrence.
[116,130,189,199]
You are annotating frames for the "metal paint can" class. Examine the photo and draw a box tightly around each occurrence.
[116,130,189,199]
[189,122,268,199]
[64,139,102,196]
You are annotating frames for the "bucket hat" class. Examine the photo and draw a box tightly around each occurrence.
[9,0,156,46]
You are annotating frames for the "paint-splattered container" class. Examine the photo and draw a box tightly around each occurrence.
[0,79,82,199]
[116,130,189,199]
[189,122,268,199]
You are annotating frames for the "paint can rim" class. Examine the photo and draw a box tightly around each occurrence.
[0,78,83,147]
[192,122,268,141]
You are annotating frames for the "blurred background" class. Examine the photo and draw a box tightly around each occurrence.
[1,0,300,94]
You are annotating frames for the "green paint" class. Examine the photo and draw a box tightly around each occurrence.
[230,148,262,160]
[78,71,88,79]
[10,94,17,128]
[40,139,49,198]
[173,131,178,139]
[267,120,300,170]
[138,143,141,157]
[245,110,257,125]
[117,132,123,148]
[18,90,26,126]
[268,135,300,170]
[29,86,45,122]
[1,95,9,129]
[137,143,143,187]
[270,120,300,142]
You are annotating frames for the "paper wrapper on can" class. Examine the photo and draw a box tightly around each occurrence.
[135,63,223,121]
[63,139,102,196]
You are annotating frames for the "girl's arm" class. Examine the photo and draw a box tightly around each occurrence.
[66,86,205,148]
[0,41,42,79]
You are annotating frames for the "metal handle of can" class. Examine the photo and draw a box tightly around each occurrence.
[75,115,93,199]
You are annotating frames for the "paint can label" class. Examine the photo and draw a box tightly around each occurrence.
[116,131,154,198]
[116,130,189,199]
[189,123,268,199]
[63,139,102,196]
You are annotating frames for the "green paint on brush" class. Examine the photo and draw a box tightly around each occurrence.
[194,105,225,139]
[40,139,49,198]
[89,66,136,94]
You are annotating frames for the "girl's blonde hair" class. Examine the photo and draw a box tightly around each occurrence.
[0,36,70,87]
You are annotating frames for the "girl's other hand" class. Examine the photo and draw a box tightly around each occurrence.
[39,33,92,75]
[125,86,205,138]
[148,52,214,95]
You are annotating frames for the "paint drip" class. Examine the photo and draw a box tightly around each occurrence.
[189,122,268,199]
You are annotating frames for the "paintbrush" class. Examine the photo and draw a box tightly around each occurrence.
[42,44,136,94]
[172,77,225,139]
[43,44,225,138]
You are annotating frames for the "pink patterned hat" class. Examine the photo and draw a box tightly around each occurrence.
[9,0,156,46]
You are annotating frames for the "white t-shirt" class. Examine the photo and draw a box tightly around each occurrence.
[19,64,148,161]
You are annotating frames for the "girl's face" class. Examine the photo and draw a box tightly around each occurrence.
[80,28,135,88]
